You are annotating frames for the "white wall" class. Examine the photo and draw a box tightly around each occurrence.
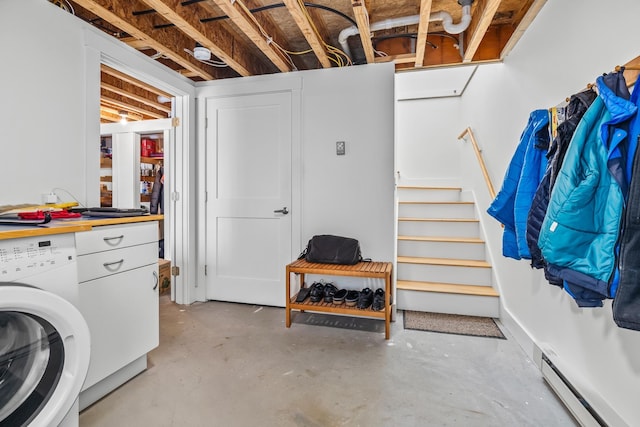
[0,0,88,204]
[300,64,395,262]
[0,0,197,304]
[194,63,395,296]
[396,0,640,424]
[396,95,463,185]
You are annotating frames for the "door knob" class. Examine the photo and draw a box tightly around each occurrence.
[273,207,289,215]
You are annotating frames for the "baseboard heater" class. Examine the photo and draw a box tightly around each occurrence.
[539,352,607,427]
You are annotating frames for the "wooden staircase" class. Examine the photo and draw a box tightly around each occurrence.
[396,186,500,317]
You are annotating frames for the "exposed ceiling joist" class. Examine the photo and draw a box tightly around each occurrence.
[463,0,502,63]
[500,0,547,60]
[55,0,547,123]
[210,0,293,72]
[73,0,221,80]
[100,105,143,122]
[101,65,172,99]
[119,37,150,50]
[101,79,171,113]
[376,53,417,65]
[414,0,434,67]
[140,0,268,77]
[282,0,331,68]
[351,0,375,64]
[101,92,166,119]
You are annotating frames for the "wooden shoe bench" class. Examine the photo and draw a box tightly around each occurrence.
[285,259,393,339]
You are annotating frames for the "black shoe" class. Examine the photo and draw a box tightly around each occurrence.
[356,288,374,309]
[371,288,385,311]
[309,282,325,302]
[345,290,359,307]
[333,289,347,304]
[323,283,338,303]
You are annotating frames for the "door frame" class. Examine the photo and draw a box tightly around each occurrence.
[196,76,303,303]
[83,28,197,304]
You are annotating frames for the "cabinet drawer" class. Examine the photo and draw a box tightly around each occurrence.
[77,242,157,283]
[75,222,158,255]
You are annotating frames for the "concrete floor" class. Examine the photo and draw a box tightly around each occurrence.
[79,297,578,427]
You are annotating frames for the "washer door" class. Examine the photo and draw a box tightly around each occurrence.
[0,285,90,427]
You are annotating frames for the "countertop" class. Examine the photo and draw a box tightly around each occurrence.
[0,215,164,240]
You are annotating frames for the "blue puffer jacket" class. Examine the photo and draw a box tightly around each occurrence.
[538,74,637,307]
[526,90,597,275]
[487,110,549,260]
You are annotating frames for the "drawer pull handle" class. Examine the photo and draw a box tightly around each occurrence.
[153,271,158,291]
[103,235,125,245]
[103,259,124,271]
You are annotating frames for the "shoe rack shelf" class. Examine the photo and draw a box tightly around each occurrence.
[285,259,393,339]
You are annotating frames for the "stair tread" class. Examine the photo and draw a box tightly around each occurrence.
[398,217,479,223]
[398,256,491,268]
[397,280,499,297]
[398,235,484,243]
[397,186,461,190]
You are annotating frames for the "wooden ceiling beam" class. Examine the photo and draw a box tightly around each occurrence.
[282,0,331,68]
[100,105,144,121]
[375,53,416,65]
[414,0,434,67]
[351,0,375,64]
[462,0,502,63]
[101,76,171,113]
[73,0,220,80]
[119,37,151,50]
[209,0,292,72]
[140,0,269,76]
[101,92,167,120]
[500,0,547,60]
[101,64,173,99]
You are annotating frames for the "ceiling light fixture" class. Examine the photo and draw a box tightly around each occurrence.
[118,110,128,124]
[193,42,212,61]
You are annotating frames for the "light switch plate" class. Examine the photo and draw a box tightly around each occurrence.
[336,141,345,155]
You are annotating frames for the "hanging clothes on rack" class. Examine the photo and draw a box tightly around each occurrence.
[526,89,598,285]
[487,109,550,260]
[613,80,640,330]
[538,70,637,307]
[150,166,164,214]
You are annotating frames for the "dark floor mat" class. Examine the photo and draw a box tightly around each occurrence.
[403,311,505,339]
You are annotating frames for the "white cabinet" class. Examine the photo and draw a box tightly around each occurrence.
[76,221,159,407]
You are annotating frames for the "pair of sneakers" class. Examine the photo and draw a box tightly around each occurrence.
[356,288,385,310]
[309,281,337,303]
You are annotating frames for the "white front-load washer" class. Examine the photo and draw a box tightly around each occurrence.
[0,233,90,427]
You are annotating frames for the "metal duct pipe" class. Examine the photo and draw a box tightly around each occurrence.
[339,1,473,61]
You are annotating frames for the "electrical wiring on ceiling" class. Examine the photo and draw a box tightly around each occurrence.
[233,0,299,70]
[294,0,352,67]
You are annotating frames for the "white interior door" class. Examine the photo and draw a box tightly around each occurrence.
[205,91,292,307]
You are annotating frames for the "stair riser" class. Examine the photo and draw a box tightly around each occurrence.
[397,240,486,261]
[397,263,493,286]
[398,203,476,219]
[397,189,461,203]
[397,289,500,318]
[398,221,479,238]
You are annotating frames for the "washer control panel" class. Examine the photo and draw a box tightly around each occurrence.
[0,233,76,282]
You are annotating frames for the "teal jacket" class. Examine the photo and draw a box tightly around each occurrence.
[538,76,637,306]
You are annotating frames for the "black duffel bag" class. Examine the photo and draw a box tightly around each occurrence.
[299,235,365,265]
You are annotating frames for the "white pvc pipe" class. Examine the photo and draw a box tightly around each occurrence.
[339,5,472,60]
